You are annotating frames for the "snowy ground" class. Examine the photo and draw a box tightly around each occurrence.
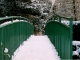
[12,35,60,60]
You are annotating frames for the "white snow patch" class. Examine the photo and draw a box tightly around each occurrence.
[73,41,80,46]
[73,51,79,56]
[12,35,60,60]
[4,48,8,53]
[61,21,70,26]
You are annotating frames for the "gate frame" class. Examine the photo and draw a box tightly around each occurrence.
[45,14,73,59]
[0,16,34,60]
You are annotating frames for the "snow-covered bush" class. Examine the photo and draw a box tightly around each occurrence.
[73,41,80,59]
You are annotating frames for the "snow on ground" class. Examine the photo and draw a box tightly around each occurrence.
[12,35,60,60]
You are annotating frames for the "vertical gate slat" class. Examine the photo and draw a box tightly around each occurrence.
[0,28,4,60]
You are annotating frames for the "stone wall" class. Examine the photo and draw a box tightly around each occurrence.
[75,0,80,20]
[54,0,74,18]
[54,0,80,20]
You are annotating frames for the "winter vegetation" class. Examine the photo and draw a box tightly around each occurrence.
[1,0,80,60]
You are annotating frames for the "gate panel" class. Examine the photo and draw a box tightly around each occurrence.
[45,21,71,59]
[0,21,34,60]
[19,22,33,44]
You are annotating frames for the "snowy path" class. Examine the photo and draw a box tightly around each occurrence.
[12,35,60,60]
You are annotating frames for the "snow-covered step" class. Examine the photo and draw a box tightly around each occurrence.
[12,35,60,60]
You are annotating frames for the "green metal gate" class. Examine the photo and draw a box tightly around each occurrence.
[0,16,34,60]
[45,15,73,59]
